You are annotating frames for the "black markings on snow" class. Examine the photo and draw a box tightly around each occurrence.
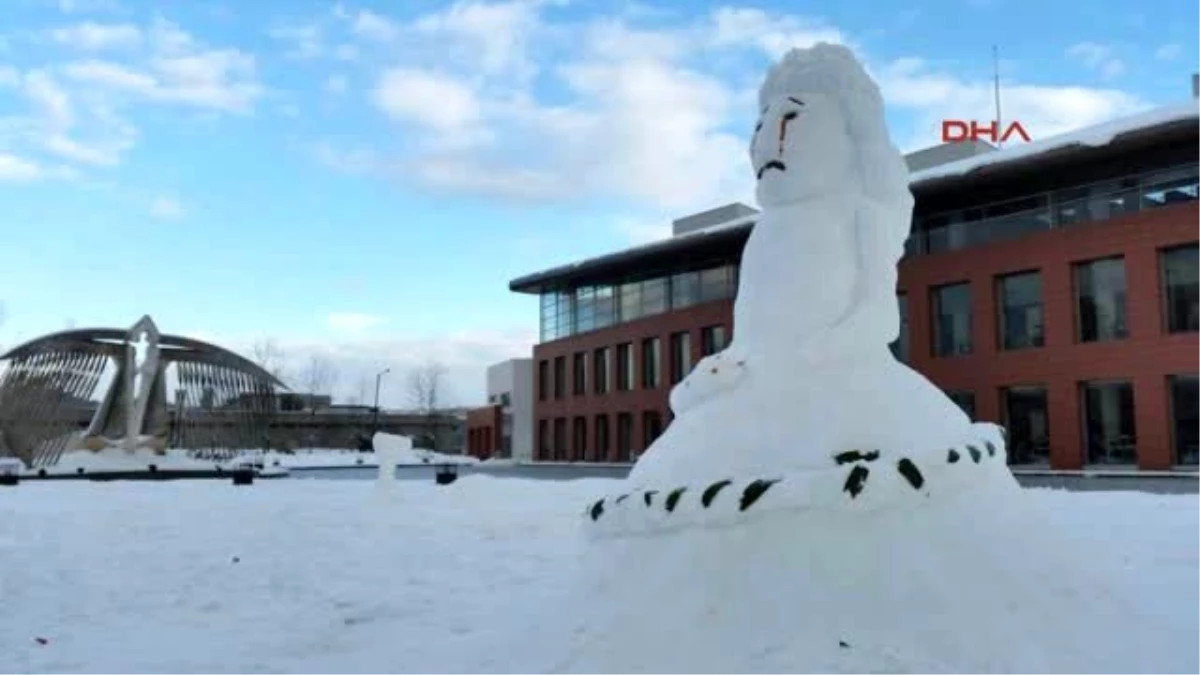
[739,479,779,511]
[947,448,960,463]
[843,465,869,499]
[834,449,880,465]
[643,490,658,507]
[665,487,687,512]
[701,480,733,507]
[967,445,982,463]
[615,494,629,505]
[589,499,605,521]
[839,640,850,649]
[985,441,996,457]
[896,458,924,490]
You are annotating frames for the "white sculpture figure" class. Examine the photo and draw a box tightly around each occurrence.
[374,432,411,484]
[528,44,1194,674]
[632,44,998,486]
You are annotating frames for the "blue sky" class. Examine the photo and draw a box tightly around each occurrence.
[1,0,1196,406]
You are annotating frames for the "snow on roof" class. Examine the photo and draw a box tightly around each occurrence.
[909,99,1199,186]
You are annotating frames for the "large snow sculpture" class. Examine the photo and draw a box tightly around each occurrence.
[530,44,1195,674]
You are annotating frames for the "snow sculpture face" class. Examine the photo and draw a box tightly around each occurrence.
[751,91,856,208]
[751,43,915,215]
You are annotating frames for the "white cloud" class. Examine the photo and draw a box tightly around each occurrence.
[1154,44,1182,61]
[1066,42,1125,79]
[149,195,184,219]
[707,7,846,58]
[351,9,399,41]
[0,153,45,182]
[267,23,325,59]
[372,68,481,131]
[49,22,141,50]
[326,312,387,334]
[875,58,1147,150]
[317,4,1156,219]
[50,18,261,115]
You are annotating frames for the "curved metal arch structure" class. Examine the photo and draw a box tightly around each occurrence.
[0,316,287,468]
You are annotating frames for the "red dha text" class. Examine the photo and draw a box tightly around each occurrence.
[941,120,1032,144]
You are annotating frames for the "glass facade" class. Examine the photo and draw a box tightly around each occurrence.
[539,262,739,342]
[997,271,1044,350]
[932,282,972,357]
[1075,257,1128,343]
[907,164,1198,256]
[1162,244,1199,333]
[1082,380,1137,465]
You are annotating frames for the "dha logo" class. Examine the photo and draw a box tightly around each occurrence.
[941,119,1032,144]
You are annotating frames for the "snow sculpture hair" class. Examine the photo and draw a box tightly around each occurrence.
[758,43,913,250]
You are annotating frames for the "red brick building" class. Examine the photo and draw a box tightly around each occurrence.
[508,103,1199,471]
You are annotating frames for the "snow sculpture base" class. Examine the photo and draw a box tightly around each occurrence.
[543,456,1189,674]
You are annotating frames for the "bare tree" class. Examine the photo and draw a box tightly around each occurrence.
[407,362,448,450]
[251,339,289,385]
[300,354,337,412]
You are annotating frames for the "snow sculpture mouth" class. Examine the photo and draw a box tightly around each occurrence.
[583,437,1009,540]
[756,160,787,179]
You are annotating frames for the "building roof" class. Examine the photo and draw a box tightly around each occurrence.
[509,100,1199,294]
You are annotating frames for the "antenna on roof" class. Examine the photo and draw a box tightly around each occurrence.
[993,45,1003,150]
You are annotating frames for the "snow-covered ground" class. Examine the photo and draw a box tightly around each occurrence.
[0,478,1195,673]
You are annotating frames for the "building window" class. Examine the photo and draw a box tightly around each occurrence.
[1162,244,1199,333]
[932,282,972,357]
[671,271,700,309]
[669,331,693,384]
[997,271,1044,350]
[1082,380,1137,465]
[616,413,633,462]
[619,282,642,323]
[575,286,596,333]
[537,360,548,401]
[643,410,663,448]
[572,352,587,396]
[701,325,728,356]
[946,390,975,420]
[595,414,610,463]
[698,265,735,302]
[642,278,668,317]
[616,343,633,391]
[1170,374,1199,465]
[572,416,588,462]
[593,348,610,395]
[889,293,909,362]
[1075,257,1128,342]
[1002,386,1050,465]
[552,356,565,399]
[641,337,661,389]
[553,417,566,461]
[594,285,616,330]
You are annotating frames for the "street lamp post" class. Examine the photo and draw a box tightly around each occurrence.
[372,368,391,437]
